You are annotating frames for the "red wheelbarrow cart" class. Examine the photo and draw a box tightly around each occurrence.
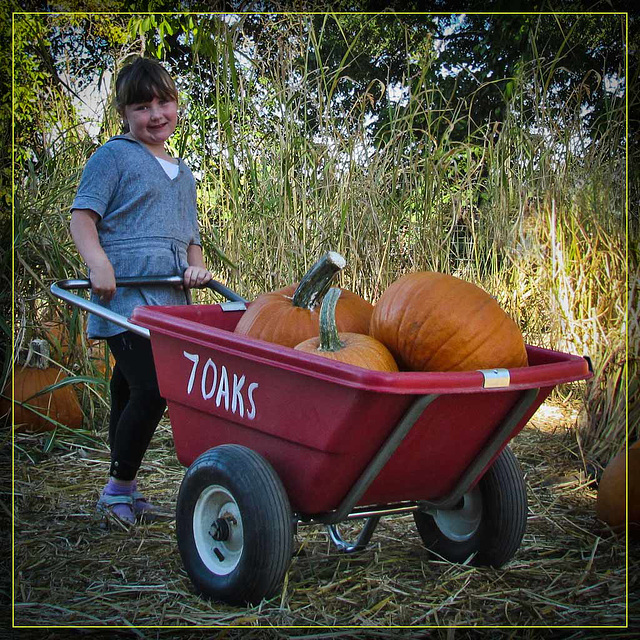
[51,276,592,606]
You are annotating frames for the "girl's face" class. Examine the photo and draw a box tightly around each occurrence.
[123,95,178,153]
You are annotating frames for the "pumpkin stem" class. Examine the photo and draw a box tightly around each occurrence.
[317,287,345,352]
[25,339,51,370]
[291,251,346,310]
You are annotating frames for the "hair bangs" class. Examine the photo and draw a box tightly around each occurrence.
[116,58,178,110]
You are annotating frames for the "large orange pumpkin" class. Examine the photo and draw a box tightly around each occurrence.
[235,252,373,348]
[295,288,399,372]
[596,440,640,532]
[369,271,528,372]
[2,339,84,432]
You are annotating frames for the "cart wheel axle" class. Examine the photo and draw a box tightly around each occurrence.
[209,517,232,541]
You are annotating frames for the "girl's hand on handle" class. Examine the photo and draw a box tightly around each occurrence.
[70,208,116,302]
[184,244,212,288]
[183,266,213,289]
[90,260,117,301]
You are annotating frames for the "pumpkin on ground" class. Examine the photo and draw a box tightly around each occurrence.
[295,288,399,372]
[234,251,373,348]
[2,339,83,432]
[41,311,114,376]
[41,316,82,362]
[87,340,115,376]
[369,271,528,372]
[596,440,640,533]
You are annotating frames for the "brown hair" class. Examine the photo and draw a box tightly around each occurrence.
[115,56,179,116]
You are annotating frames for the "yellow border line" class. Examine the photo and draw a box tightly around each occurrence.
[624,11,630,630]
[11,10,15,631]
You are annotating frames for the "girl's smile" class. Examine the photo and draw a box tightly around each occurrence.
[123,95,178,155]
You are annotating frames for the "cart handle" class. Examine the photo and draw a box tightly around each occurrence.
[50,275,246,339]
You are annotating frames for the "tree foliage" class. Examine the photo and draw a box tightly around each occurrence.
[11,11,626,172]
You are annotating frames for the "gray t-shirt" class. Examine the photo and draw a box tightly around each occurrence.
[71,135,202,338]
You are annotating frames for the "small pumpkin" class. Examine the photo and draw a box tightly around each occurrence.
[596,440,640,532]
[1,339,84,432]
[41,310,114,375]
[235,251,373,348]
[369,271,528,372]
[87,340,115,376]
[295,288,399,372]
[41,317,82,362]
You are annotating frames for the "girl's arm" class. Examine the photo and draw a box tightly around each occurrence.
[184,243,213,288]
[70,209,116,301]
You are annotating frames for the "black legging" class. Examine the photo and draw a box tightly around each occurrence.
[106,331,166,481]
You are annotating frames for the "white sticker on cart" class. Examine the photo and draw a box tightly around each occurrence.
[183,351,258,420]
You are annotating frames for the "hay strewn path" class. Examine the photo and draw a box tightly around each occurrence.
[11,400,637,636]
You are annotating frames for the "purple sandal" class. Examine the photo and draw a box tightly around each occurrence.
[131,482,172,522]
[96,492,135,525]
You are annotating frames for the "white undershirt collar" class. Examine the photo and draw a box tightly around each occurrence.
[156,156,179,179]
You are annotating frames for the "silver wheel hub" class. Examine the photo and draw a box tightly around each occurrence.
[433,487,483,542]
[193,485,243,575]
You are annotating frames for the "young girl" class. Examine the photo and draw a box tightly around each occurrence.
[70,56,213,525]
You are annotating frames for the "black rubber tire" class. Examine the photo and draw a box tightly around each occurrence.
[413,445,527,568]
[176,444,293,605]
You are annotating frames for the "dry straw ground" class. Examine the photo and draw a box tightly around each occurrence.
[10,400,638,638]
